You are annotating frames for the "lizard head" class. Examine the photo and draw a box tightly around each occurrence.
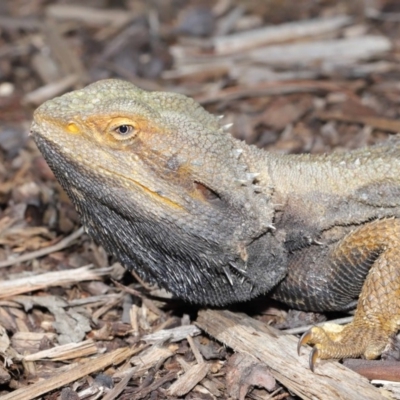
[31,79,286,306]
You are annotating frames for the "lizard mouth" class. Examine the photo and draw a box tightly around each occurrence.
[32,128,185,212]
[98,166,184,211]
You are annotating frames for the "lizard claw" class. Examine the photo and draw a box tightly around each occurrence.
[309,347,319,372]
[297,330,312,355]
[298,329,320,371]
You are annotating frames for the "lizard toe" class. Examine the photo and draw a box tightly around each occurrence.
[298,320,394,370]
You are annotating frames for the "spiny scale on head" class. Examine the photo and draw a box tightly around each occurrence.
[223,123,233,132]
[229,261,248,275]
[222,261,252,287]
[246,172,260,181]
[232,148,243,158]
[223,266,234,286]
[235,172,261,187]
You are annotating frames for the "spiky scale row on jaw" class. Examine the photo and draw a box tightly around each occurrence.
[31,79,400,368]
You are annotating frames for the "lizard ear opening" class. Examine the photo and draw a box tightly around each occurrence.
[194,181,222,204]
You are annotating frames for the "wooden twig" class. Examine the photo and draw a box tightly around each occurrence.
[23,339,97,362]
[187,335,204,364]
[215,6,245,36]
[0,16,40,31]
[316,111,400,133]
[126,345,174,378]
[284,316,354,335]
[23,74,81,105]
[167,362,210,396]
[102,368,136,400]
[195,80,364,105]
[111,279,164,316]
[132,372,177,400]
[0,227,84,268]
[196,309,384,400]
[213,15,352,55]
[46,4,135,27]
[0,264,110,299]
[1,346,144,400]
[367,8,400,22]
[42,18,87,81]
[247,36,391,66]
[141,325,201,344]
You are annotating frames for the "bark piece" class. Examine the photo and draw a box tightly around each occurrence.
[226,353,276,400]
[344,359,400,382]
[167,362,210,396]
[196,309,385,400]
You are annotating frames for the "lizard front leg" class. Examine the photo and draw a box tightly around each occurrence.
[302,218,400,368]
[275,218,400,369]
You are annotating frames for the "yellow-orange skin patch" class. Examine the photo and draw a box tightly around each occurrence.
[62,114,211,210]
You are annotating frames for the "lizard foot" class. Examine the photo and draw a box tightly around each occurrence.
[296,219,400,371]
[298,321,392,371]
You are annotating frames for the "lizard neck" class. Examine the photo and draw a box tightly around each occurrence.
[257,142,400,242]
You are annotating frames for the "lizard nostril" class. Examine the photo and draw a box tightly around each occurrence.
[67,122,80,134]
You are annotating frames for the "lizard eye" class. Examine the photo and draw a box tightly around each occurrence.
[111,124,136,140]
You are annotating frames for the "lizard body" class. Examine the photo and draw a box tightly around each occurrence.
[31,79,400,365]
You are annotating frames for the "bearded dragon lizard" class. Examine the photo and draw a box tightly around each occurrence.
[31,79,400,369]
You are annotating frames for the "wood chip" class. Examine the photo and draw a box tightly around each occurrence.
[131,371,177,400]
[315,111,400,133]
[102,368,135,400]
[11,331,57,355]
[187,334,204,364]
[196,309,385,400]
[247,36,392,66]
[142,325,201,344]
[213,15,352,55]
[196,80,364,105]
[0,264,111,299]
[23,339,98,362]
[129,344,175,377]
[167,362,210,396]
[0,346,142,400]
[226,353,276,400]
[23,74,81,106]
[46,4,135,27]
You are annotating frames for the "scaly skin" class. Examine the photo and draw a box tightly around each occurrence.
[30,79,400,368]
